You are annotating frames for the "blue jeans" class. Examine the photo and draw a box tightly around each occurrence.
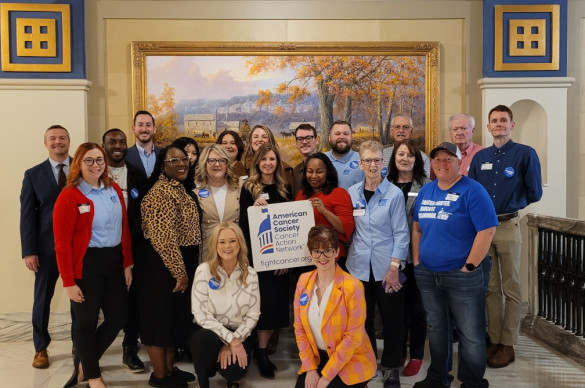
[414,263,488,388]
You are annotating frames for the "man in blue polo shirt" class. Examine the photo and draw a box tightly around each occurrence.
[469,105,542,369]
[324,120,364,189]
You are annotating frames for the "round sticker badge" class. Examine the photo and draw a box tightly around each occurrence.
[299,292,309,306]
[350,160,359,169]
[199,189,210,198]
[208,277,220,290]
[130,188,139,199]
[504,167,515,178]
[381,167,388,178]
[356,199,367,209]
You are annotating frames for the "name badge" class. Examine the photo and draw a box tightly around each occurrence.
[353,208,366,217]
[445,193,459,201]
[78,204,90,214]
[407,192,418,197]
[260,193,270,200]
[481,163,493,170]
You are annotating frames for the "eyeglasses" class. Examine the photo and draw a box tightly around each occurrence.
[310,248,337,259]
[391,125,412,130]
[207,158,228,166]
[164,157,189,166]
[296,135,315,143]
[82,157,105,166]
[361,158,384,165]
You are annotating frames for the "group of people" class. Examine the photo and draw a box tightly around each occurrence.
[20,105,542,388]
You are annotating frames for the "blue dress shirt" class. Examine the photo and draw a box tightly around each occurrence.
[136,143,157,178]
[324,149,364,189]
[78,180,123,248]
[468,140,542,214]
[346,179,410,281]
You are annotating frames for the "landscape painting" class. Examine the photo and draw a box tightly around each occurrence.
[131,41,439,164]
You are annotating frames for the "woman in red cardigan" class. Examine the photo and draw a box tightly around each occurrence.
[54,143,133,388]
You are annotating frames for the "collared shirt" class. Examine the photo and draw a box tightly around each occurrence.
[324,149,364,189]
[382,146,431,178]
[48,157,69,185]
[459,142,484,176]
[78,179,122,248]
[136,143,156,177]
[346,179,410,281]
[468,140,542,214]
[307,280,334,351]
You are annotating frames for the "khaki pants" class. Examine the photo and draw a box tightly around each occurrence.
[486,217,522,346]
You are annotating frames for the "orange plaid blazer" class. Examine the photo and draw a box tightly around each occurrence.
[294,265,377,385]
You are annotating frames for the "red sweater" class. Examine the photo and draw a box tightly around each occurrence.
[53,183,133,287]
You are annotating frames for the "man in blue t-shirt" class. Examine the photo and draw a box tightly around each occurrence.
[412,142,497,388]
[324,120,364,189]
[469,105,542,369]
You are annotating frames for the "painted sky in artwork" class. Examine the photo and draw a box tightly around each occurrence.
[146,56,299,101]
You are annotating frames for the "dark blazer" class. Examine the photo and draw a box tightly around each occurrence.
[126,144,161,177]
[124,161,148,242]
[20,159,62,257]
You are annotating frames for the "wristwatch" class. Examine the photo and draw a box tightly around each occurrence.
[464,262,477,271]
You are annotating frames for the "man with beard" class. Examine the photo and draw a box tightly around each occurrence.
[382,113,431,178]
[102,128,148,373]
[20,125,72,368]
[324,120,364,189]
[126,111,161,177]
[292,123,319,197]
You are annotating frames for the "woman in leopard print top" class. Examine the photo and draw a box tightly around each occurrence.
[134,145,201,388]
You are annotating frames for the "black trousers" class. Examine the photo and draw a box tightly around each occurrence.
[402,262,427,360]
[362,269,405,369]
[189,325,252,388]
[71,246,128,379]
[122,280,140,347]
[295,349,369,388]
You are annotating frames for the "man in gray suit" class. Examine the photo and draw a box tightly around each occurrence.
[20,125,71,368]
[125,110,161,178]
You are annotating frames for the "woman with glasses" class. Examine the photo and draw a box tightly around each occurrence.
[239,143,292,379]
[294,225,376,388]
[172,137,200,172]
[54,143,133,388]
[135,145,201,388]
[195,144,243,263]
[346,140,410,388]
[217,130,247,177]
[387,139,431,377]
[295,152,354,262]
[241,124,294,185]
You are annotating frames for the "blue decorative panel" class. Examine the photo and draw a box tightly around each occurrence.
[0,0,85,78]
[483,0,567,77]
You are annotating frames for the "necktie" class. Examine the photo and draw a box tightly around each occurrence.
[57,164,67,190]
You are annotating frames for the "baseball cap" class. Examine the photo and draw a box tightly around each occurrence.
[430,142,462,160]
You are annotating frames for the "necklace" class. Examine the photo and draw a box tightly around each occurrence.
[110,166,124,183]
[396,181,411,190]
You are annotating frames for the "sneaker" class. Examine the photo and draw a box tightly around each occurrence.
[413,376,450,388]
[123,346,145,373]
[171,366,196,383]
[149,373,187,388]
[403,359,423,376]
[383,368,400,388]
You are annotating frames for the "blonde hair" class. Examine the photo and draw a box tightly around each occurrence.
[206,222,250,287]
[244,143,289,201]
[195,144,239,190]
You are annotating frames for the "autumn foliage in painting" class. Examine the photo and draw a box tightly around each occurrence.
[148,82,180,147]
[247,55,425,148]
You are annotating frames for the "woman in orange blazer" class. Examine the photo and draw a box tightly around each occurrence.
[294,225,376,388]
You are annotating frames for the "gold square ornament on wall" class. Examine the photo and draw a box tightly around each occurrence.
[0,3,71,72]
[494,4,559,71]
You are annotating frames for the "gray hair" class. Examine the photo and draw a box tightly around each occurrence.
[359,140,383,157]
[448,113,475,129]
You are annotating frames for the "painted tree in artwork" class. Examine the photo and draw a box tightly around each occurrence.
[247,55,425,147]
[147,82,179,147]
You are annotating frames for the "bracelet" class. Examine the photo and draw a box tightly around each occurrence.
[390,261,401,269]
[231,340,242,346]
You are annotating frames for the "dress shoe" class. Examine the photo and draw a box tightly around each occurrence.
[148,373,187,388]
[255,348,275,379]
[170,367,195,383]
[487,345,515,368]
[383,367,401,388]
[122,346,145,373]
[403,359,423,376]
[63,356,86,388]
[412,376,450,388]
[33,349,49,369]
[486,342,499,361]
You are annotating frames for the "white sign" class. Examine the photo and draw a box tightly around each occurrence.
[247,200,315,272]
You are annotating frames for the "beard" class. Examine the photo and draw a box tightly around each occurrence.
[332,141,351,155]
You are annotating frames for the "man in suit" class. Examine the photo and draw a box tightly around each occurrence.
[20,125,71,368]
[102,128,148,373]
[125,110,161,178]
